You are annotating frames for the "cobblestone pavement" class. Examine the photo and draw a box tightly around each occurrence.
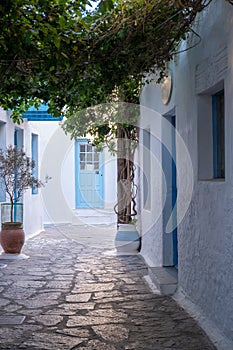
[0,225,216,350]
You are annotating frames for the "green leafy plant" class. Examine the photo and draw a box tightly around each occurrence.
[0,0,232,121]
[0,0,232,224]
[0,146,43,223]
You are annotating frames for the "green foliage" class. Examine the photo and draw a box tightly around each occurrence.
[62,101,139,153]
[0,0,91,119]
[1,0,229,122]
[1,0,231,223]
[0,146,43,221]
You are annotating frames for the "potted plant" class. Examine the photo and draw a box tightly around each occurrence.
[0,145,43,254]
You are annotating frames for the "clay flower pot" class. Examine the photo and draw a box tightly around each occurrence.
[0,222,25,254]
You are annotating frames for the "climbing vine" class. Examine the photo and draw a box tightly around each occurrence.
[1,0,232,222]
[0,0,232,121]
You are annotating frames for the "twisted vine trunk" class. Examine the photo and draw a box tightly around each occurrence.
[116,123,136,224]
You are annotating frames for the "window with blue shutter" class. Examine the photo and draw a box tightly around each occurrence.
[212,90,225,179]
[31,134,39,194]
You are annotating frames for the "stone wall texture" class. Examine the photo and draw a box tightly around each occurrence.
[139,0,233,346]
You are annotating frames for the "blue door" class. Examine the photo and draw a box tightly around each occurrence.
[75,140,104,208]
[171,116,178,267]
[162,115,178,267]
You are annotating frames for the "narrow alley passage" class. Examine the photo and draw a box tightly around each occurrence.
[0,226,216,350]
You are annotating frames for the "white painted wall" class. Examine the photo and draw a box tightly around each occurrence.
[175,1,233,345]
[138,106,164,267]
[103,147,117,210]
[139,69,178,267]
[140,0,233,347]
[31,121,71,224]
[23,121,44,237]
[35,122,117,224]
[0,109,44,239]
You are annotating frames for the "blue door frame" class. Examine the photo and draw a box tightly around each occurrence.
[171,117,178,267]
[75,140,104,208]
[162,115,178,267]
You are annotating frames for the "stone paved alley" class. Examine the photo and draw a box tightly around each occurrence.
[0,225,216,350]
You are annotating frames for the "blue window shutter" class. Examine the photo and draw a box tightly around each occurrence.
[31,134,39,194]
[212,90,225,179]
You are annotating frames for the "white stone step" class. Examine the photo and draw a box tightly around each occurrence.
[148,266,178,295]
[72,209,117,225]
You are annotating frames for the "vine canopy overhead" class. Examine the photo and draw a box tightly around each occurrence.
[0,0,232,121]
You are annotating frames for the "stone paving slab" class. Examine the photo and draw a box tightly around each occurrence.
[0,225,216,350]
[0,315,25,325]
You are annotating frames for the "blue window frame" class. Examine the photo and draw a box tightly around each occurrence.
[14,128,24,149]
[31,134,39,194]
[212,90,225,179]
[14,128,24,206]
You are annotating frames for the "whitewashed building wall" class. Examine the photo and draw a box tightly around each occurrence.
[139,0,233,347]
[34,122,117,225]
[0,109,44,239]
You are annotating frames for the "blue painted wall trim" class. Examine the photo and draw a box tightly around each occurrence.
[171,116,178,267]
[31,134,39,194]
[23,104,63,121]
[14,128,24,221]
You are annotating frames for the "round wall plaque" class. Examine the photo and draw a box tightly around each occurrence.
[161,72,173,105]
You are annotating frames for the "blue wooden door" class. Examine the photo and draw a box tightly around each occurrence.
[171,116,178,267]
[162,116,178,267]
[75,140,104,208]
